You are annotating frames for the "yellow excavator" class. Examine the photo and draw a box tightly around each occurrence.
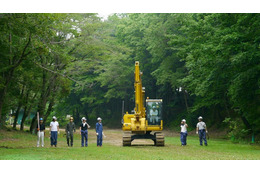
[122,61,164,146]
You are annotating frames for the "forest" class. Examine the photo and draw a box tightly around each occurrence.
[0,13,259,142]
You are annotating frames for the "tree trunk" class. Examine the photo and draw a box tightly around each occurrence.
[13,85,25,129]
[20,89,29,130]
[20,95,36,131]
[0,71,14,127]
[241,114,251,130]
[0,33,31,127]
[183,90,189,111]
[0,31,12,127]
[43,99,55,123]
[76,107,80,124]
[0,90,6,127]
[29,114,37,133]
[13,104,22,129]
[20,105,28,131]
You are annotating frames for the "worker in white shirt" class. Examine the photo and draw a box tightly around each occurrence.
[196,116,208,146]
[180,119,188,146]
[50,116,59,147]
[149,106,159,124]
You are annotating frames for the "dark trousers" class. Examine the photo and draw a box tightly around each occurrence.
[180,132,187,145]
[51,131,58,146]
[81,130,88,147]
[66,132,73,146]
[97,134,103,146]
[199,129,207,145]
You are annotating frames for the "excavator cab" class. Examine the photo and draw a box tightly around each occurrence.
[146,99,162,125]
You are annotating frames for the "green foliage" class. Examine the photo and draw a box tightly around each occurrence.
[1,13,259,142]
[223,117,250,142]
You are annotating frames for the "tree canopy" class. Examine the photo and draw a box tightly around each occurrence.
[0,13,259,141]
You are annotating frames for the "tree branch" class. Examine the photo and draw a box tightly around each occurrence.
[13,33,32,69]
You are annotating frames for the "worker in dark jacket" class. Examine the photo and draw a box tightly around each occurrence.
[66,116,76,147]
[36,118,45,147]
[96,117,106,147]
[79,117,90,147]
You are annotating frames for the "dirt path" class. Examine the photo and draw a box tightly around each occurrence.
[98,129,178,146]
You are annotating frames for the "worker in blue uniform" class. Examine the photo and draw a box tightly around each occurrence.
[96,117,105,147]
[196,116,208,146]
[180,119,188,146]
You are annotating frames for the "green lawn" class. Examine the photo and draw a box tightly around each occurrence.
[0,129,259,160]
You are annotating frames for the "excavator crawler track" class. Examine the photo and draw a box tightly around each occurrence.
[155,133,165,146]
[123,132,132,146]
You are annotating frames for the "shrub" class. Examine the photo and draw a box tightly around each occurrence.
[223,117,250,142]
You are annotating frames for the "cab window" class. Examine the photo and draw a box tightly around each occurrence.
[146,101,162,125]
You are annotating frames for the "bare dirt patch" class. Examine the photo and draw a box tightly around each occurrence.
[100,129,161,146]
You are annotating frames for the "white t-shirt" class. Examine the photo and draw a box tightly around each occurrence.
[180,124,187,132]
[150,109,158,116]
[50,121,59,131]
[197,121,206,130]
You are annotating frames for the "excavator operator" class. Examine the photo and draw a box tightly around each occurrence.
[149,106,159,124]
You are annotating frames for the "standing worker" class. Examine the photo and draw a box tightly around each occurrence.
[66,116,76,147]
[36,118,45,147]
[180,119,188,146]
[79,117,90,147]
[50,116,59,147]
[96,117,105,147]
[196,116,208,146]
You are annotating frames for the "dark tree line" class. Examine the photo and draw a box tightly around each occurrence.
[0,13,259,141]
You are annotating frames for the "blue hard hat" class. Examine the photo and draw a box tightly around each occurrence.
[39,118,43,121]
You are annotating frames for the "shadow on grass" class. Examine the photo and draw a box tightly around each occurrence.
[130,144,155,147]
[0,145,28,149]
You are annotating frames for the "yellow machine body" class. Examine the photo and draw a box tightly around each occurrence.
[122,61,163,136]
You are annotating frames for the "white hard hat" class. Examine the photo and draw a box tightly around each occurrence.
[81,117,86,121]
[182,119,186,122]
[198,116,203,120]
[52,116,57,120]
[97,117,102,121]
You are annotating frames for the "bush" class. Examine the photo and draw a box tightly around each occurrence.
[24,119,31,126]
[223,117,250,142]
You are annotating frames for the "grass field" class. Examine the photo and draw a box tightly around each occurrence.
[0,128,259,160]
